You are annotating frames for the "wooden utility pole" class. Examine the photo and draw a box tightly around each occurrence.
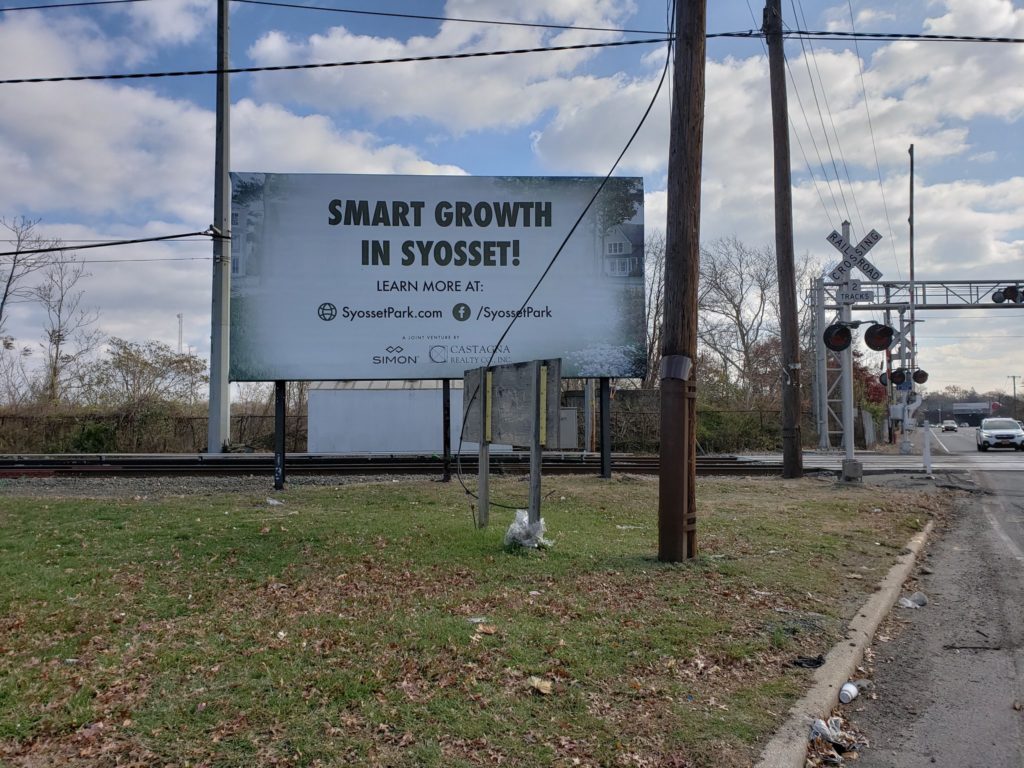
[764,0,803,478]
[658,0,706,562]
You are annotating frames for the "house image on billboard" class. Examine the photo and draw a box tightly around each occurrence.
[602,223,644,280]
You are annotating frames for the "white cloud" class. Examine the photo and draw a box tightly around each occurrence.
[243,1,641,133]
[120,0,215,46]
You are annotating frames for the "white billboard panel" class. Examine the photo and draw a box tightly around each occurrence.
[229,173,645,380]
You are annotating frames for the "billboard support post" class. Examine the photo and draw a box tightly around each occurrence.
[476,373,490,528]
[528,363,545,525]
[442,379,452,482]
[273,380,286,490]
[600,378,611,479]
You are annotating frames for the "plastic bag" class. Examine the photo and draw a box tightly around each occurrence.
[504,509,550,549]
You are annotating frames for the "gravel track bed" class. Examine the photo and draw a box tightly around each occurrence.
[0,473,433,499]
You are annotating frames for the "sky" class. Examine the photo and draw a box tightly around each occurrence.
[1,0,1023,398]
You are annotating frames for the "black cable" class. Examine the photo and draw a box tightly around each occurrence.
[0,36,674,85]
[787,2,857,233]
[0,0,145,11]
[233,0,668,36]
[789,30,1024,44]
[744,0,835,228]
[783,52,844,224]
[793,0,865,236]
[454,0,677,519]
[0,255,211,265]
[846,0,901,281]
[0,229,219,257]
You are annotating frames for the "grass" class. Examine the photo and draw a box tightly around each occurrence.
[0,474,947,767]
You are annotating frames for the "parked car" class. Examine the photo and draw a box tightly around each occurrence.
[976,418,1024,451]
[959,422,969,427]
[941,420,957,432]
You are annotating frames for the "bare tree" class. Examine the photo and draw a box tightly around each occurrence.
[0,335,35,406]
[0,217,57,337]
[697,237,778,405]
[33,256,102,404]
[642,231,666,388]
[81,337,207,407]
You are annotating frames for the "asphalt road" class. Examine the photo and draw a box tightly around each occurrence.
[844,454,1024,767]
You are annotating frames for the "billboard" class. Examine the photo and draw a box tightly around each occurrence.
[229,173,645,381]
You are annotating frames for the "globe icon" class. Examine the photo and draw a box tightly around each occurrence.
[318,302,337,321]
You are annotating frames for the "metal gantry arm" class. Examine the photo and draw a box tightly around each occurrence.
[822,279,1024,311]
[811,278,1024,453]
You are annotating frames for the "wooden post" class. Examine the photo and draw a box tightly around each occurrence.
[764,0,803,478]
[659,0,706,562]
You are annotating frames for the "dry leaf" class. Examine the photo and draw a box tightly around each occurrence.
[527,676,553,695]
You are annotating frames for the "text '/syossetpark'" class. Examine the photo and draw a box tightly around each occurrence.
[328,198,554,268]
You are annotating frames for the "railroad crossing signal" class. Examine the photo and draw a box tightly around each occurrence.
[827,229,884,282]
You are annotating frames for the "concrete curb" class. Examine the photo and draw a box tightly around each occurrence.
[754,519,935,768]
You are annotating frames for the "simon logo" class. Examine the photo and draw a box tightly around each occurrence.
[373,345,417,365]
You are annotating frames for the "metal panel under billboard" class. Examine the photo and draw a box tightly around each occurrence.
[229,173,645,380]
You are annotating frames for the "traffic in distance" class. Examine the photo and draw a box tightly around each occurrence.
[931,418,1024,452]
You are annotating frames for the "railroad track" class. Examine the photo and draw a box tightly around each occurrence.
[0,453,788,478]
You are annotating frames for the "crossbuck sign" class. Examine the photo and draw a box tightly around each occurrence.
[827,229,884,282]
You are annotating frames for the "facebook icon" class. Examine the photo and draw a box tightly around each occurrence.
[452,303,471,321]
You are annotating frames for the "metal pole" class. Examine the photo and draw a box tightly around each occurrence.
[441,379,451,482]
[528,362,543,525]
[898,309,913,454]
[814,276,830,449]
[583,378,594,453]
[658,0,706,562]
[600,377,612,479]
[922,419,932,475]
[765,0,803,478]
[207,0,232,454]
[273,380,286,490]
[839,222,859,480]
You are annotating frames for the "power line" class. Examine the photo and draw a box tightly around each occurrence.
[0,0,145,11]
[0,36,676,85]
[0,256,211,265]
[0,229,217,257]
[744,0,835,228]
[785,10,853,226]
[783,52,845,224]
[788,30,1024,44]
[791,0,865,236]
[847,1,902,281]
[232,0,668,36]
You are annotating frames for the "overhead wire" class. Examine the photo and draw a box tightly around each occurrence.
[231,0,669,36]
[453,0,676,516]
[744,0,836,229]
[783,18,852,228]
[782,52,844,224]
[791,0,865,236]
[0,0,145,11]
[846,0,902,280]
[0,36,675,85]
[0,229,219,257]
